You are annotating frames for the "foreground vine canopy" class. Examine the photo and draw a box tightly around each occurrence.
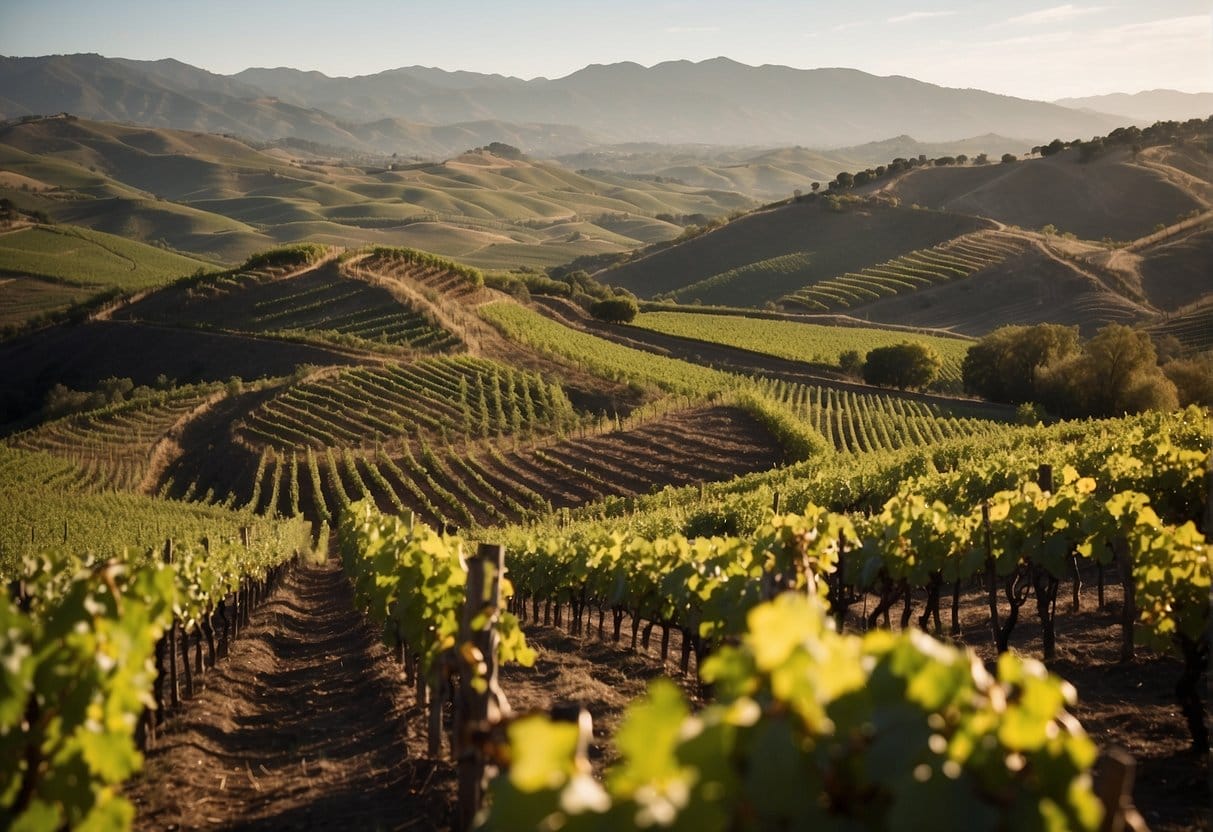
[481,593,1103,831]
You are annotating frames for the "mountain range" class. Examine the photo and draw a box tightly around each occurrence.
[7,53,1204,159]
[1054,90,1213,124]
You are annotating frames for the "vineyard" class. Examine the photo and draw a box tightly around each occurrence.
[231,404,784,530]
[661,251,814,305]
[751,377,1003,454]
[630,309,972,386]
[1,237,1209,831]
[118,257,461,355]
[7,388,216,493]
[779,231,1027,312]
[1149,298,1213,353]
[327,405,1209,830]
[237,357,574,450]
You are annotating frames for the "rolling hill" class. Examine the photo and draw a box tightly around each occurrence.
[881,144,1206,240]
[0,222,214,334]
[588,123,1212,334]
[598,198,990,305]
[0,116,753,268]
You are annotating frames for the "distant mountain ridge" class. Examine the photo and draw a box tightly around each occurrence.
[1054,90,1213,124]
[1,53,1139,155]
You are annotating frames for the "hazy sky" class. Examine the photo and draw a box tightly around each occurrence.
[2,0,1209,99]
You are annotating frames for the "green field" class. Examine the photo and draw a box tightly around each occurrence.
[480,301,729,394]
[0,225,212,290]
[631,310,972,385]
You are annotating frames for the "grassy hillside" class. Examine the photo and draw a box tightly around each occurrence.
[883,146,1207,240]
[0,116,755,270]
[631,311,971,387]
[0,222,215,332]
[0,277,93,331]
[599,198,989,305]
[0,224,212,289]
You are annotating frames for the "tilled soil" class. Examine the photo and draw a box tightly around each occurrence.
[131,561,1209,831]
[130,562,455,831]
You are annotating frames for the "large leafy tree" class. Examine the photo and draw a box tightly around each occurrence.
[862,342,941,390]
[1037,324,1178,417]
[962,324,1080,403]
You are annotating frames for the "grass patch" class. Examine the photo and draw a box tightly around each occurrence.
[0,224,212,290]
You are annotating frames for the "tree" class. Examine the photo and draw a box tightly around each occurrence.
[1151,333,1185,364]
[838,349,863,377]
[974,153,989,165]
[962,324,1080,403]
[862,342,942,390]
[1083,324,1167,415]
[1036,324,1177,417]
[1001,153,1017,164]
[832,171,854,190]
[589,296,639,324]
[1040,138,1066,157]
[98,376,134,404]
[810,181,820,192]
[1163,355,1213,406]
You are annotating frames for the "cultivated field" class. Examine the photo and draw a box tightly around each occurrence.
[2,119,1211,832]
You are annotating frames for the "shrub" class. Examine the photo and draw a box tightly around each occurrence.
[862,342,942,390]
[589,296,639,324]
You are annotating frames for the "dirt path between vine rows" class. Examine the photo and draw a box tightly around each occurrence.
[130,562,455,831]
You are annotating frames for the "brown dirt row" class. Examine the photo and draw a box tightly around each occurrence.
[130,561,455,831]
[127,561,684,829]
[123,553,1208,832]
[301,405,784,531]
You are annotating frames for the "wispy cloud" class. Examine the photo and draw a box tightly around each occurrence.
[888,11,957,24]
[664,25,720,34]
[1098,14,1207,45]
[1007,4,1108,26]
[831,20,870,32]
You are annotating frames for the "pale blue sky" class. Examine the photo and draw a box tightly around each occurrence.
[1,1,1209,99]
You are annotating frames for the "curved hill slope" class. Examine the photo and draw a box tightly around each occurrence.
[0,116,753,269]
[1135,224,1213,313]
[113,259,461,354]
[599,199,990,305]
[882,146,1207,240]
[845,245,1149,336]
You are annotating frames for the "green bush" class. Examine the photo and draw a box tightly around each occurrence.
[589,296,639,324]
[863,342,942,390]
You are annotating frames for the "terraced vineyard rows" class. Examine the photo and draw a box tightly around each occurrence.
[1149,300,1213,352]
[0,443,308,565]
[6,391,212,492]
[661,251,814,304]
[254,405,783,529]
[123,261,460,353]
[754,377,1004,454]
[238,356,576,450]
[356,248,485,301]
[780,231,1027,312]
